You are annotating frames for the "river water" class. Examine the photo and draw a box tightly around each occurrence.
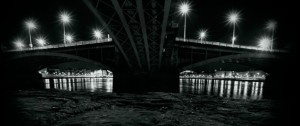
[44,78,113,93]
[180,78,264,100]
[43,78,265,100]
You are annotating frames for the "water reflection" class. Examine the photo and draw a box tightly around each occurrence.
[44,78,113,93]
[180,79,264,100]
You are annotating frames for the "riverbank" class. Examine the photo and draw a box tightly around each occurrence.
[1,89,290,126]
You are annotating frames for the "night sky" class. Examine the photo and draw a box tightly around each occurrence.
[1,0,297,50]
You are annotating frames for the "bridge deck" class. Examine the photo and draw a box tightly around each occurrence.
[6,38,112,52]
[176,37,287,53]
[5,37,288,53]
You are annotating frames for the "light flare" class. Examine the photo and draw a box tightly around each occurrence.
[59,11,71,24]
[93,29,102,39]
[14,39,24,49]
[258,36,271,50]
[36,36,47,46]
[178,2,190,15]
[65,34,74,43]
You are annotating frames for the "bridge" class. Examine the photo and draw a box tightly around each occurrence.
[1,0,290,92]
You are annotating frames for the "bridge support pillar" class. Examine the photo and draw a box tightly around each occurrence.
[113,69,179,93]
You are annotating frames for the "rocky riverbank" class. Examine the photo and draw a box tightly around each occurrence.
[1,89,289,126]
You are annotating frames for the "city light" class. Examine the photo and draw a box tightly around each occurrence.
[59,13,71,24]
[266,20,277,51]
[227,12,239,23]
[266,20,276,30]
[39,68,113,78]
[36,36,47,46]
[25,19,37,48]
[65,34,74,43]
[198,29,207,43]
[180,70,266,80]
[232,36,236,43]
[179,2,190,41]
[93,29,102,41]
[179,3,190,15]
[25,20,37,29]
[59,11,72,44]
[226,11,240,46]
[258,36,271,50]
[14,39,25,49]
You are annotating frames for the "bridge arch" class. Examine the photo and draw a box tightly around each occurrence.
[181,52,281,72]
[9,52,110,70]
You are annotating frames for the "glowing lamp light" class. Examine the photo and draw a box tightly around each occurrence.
[178,2,191,41]
[25,20,37,29]
[59,12,71,24]
[36,37,46,46]
[266,20,277,30]
[65,34,73,43]
[199,30,207,39]
[232,36,236,42]
[198,29,207,43]
[25,19,37,48]
[266,20,277,51]
[200,32,206,39]
[227,12,240,24]
[59,11,72,44]
[226,11,240,45]
[14,39,24,49]
[93,29,102,40]
[179,3,190,15]
[259,36,271,50]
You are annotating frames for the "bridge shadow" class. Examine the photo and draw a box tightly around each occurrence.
[2,52,112,90]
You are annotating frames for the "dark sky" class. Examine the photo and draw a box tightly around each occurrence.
[1,0,297,50]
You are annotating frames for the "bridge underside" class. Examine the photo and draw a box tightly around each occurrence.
[82,0,183,92]
[181,52,289,73]
[2,52,111,90]
[183,57,285,73]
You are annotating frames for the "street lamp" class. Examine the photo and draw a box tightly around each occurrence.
[227,11,240,46]
[258,36,271,50]
[198,29,207,43]
[179,2,190,41]
[65,34,73,43]
[14,39,24,49]
[59,11,71,44]
[36,36,46,46]
[93,29,102,42]
[266,20,277,51]
[25,19,37,48]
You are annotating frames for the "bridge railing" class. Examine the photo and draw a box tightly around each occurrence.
[175,37,288,53]
[6,38,113,52]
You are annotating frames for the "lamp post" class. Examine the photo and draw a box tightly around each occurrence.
[65,34,73,43]
[179,3,190,41]
[59,12,71,45]
[36,36,46,46]
[14,39,24,49]
[93,29,102,43]
[258,36,271,50]
[227,11,240,46]
[199,30,207,43]
[25,19,37,48]
[266,20,276,51]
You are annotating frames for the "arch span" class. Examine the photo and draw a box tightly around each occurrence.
[182,53,281,71]
[9,52,110,70]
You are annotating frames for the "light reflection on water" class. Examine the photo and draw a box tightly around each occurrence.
[44,78,113,93]
[180,79,264,100]
[44,78,264,100]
